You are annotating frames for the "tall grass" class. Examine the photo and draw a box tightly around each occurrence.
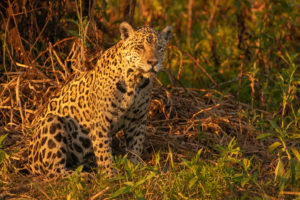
[0,0,299,199]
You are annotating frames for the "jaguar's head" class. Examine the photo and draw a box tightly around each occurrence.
[119,22,172,76]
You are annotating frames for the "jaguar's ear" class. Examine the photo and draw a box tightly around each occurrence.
[160,25,173,42]
[120,22,135,40]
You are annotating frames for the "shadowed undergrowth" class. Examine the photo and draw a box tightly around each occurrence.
[0,0,299,199]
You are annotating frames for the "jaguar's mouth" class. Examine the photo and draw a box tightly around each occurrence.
[138,67,157,74]
[147,68,157,73]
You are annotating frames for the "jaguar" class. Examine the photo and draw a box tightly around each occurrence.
[28,22,172,178]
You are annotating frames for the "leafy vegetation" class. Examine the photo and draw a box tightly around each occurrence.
[0,0,299,199]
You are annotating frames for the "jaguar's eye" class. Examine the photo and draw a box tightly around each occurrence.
[146,35,153,44]
[135,45,145,51]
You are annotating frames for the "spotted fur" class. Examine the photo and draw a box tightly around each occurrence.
[28,22,172,177]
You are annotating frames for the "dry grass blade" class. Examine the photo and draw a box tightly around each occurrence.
[16,75,25,132]
[185,52,218,87]
[90,187,110,200]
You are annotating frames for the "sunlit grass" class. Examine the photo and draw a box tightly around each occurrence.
[20,140,259,199]
[0,0,299,199]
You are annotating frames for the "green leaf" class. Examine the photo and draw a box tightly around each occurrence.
[290,134,300,139]
[241,177,250,187]
[155,152,160,166]
[110,186,131,198]
[0,134,8,164]
[69,30,80,38]
[66,18,79,25]
[67,194,72,200]
[75,165,84,174]
[291,159,296,185]
[269,120,282,134]
[124,158,134,175]
[0,149,8,164]
[268,142,282,153]
[82,16,88,28]
[274,159,285,181]
[256,133,272,140]
[135,173,155,186]
[124,181,134,187]
[135,179,146,187]
[242,158,251,171]
[291,148,300,163]
[233,173,244,179]
[195,148,203,162]
[188,176,198,189]
[0,134,7,148]
[168,145,174,170]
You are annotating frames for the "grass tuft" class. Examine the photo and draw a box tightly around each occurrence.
[0,0,299,199]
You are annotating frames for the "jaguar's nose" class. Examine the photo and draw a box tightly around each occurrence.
[147,60,158,67]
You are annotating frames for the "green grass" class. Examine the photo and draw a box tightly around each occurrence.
[0,0,300,199]
[11,141,259,199]
[1,136,298,199]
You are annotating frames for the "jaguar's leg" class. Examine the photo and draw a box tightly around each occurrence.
[63,117,94,170]
[89,122,114,176]
[124,117,146,165]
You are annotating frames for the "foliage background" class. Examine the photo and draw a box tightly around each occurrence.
[0,0,299,199]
